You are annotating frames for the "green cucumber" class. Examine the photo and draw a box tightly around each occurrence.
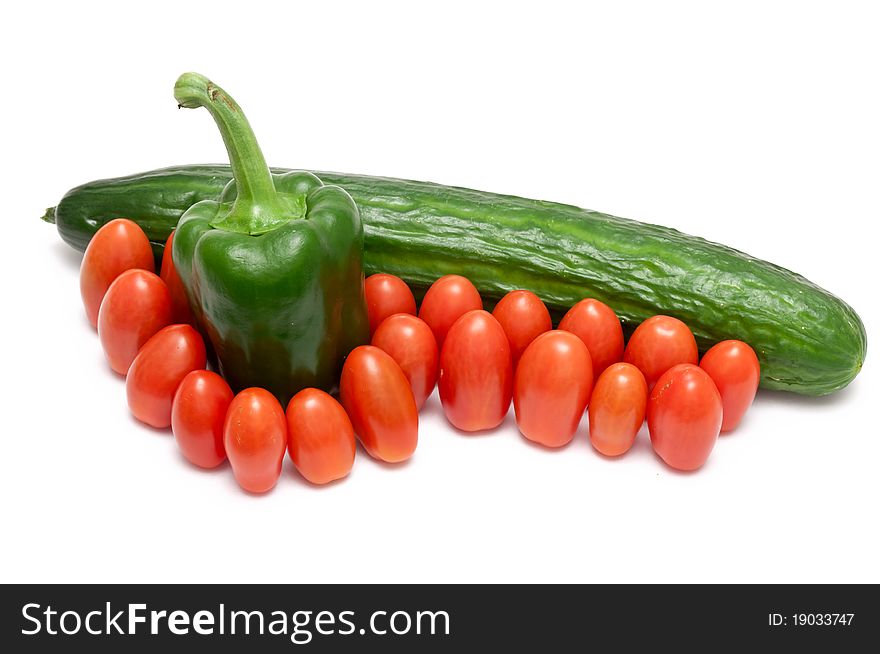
[43,164,866,395]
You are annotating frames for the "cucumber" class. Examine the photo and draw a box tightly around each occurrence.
[43,164,866,395]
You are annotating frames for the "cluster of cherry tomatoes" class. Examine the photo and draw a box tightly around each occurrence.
[79,218,761,494]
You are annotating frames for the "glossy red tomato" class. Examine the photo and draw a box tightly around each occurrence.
[439,310,512,432]
[588,363,647,456]
[224,387,288,493]
[340,345,419,463]
[558,298,624,378]
[286,388,356,484]
[126,324,207,429]
[623,315,698,387]
[80,218,155,328]
[171,370,233,468]
[418,275,482,349]
[491,290,552,366]
[97,269,173,375]
[514,330,592,447]
[700,340,760,432]
[371,314,438,410]
[647,364,722,471]
[160,231,195,325]
[364,273,417,336]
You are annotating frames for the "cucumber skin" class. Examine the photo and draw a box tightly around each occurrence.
[46,165,866,396]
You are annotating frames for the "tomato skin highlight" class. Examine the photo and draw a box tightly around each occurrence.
[623,315,698,387]
[364,274,417,336]
[491,290,552,366]
[97,269,173,375]
[286,388,356,484]
[340,345,419,463]
[80,218,155,328]
[418,275,483,349]
[700,340,761,432]
[588,363,647,456]
[647,364,722,471]
[171,370,233,468]
[514,330,593,448]
[371,314,439,410]
[558,298,625,378]
[224,388,288,493]
[126,324,207,429]
[160,231,195,326]
[439,310,513,432]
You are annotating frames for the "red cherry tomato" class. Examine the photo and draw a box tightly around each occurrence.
[126,324,207,429]
[558,298,624,378]
[80,218,155,328]
[340,346,419,463]
[364,274,417,336]
[491,290,552,366]
[224,387,288,493]
[371,314,439,410]
[700,340,760,432]
[418,275,482,349]
[647,364,722,471]
[623,315,698,387]
[588,363,647,456]
[514,330,592,447]
[439,310,512,432]
[97,269,173,375]
[286,388,356,484]
[171,370,233,468]
[160,231,195,326]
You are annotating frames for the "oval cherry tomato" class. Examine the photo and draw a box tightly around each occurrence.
[439,310,513,432]
[126,324,207,428]
[588,362,647,456]
[224,387,288,493]
[80,218,155,328]
[514,330,592,447]
[340,345,418,463]
[623,315,698,387]
[558,298,624,379]
[364,273,417,336]
[160,231,195,326]
[647,364,722,471]
[418,274,482,349]
[491,290,552,366]
[372,314,438,410]
[171,370,233,468]
[97,269,173,375]
[700,340,760,432]
[286,388,356,484]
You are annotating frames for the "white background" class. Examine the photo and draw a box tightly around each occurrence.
[2,1,877,583]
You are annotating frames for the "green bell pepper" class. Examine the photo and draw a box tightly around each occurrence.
[171,72,369,403]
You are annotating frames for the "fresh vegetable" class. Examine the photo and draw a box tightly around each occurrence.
[624,315,699,387]
[514,330,592,448]
[558,298,624,379]
[97,269,172,375]
[588,363,647,456]
[439,310,512,432]
[700,340,760,432]
[159,231,194,325]
[171,73,368,404]
[224,387,288,493]
[364,273,417,336]
[419,275,483,349]
[126,324,207,428]
[371,314,438,410]
[45,164,867,395]
[492,290,552,366]
[286,388,356,485]
[339,345,418,463]
[80,218,154,328]
[171,370,233,468]
[648,364,722,471]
